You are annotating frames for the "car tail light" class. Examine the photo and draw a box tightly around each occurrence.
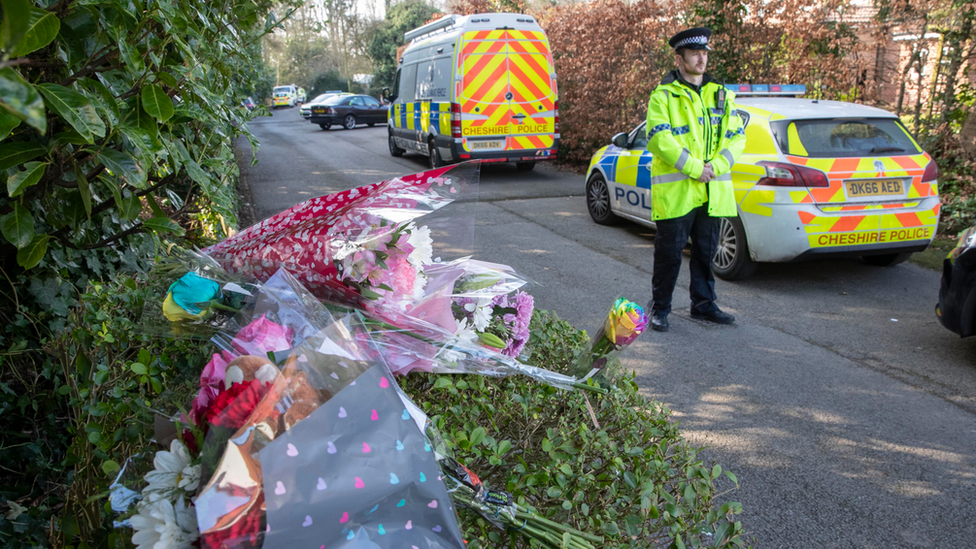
[554,100,560,134]
[451,103,462,138]
[921,159,939,182]
[756,161,829,188]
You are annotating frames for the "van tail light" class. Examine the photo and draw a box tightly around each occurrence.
[756,161,829,188]
[554,100,560,133]
[921,159,939,182]
[451,103,462,138]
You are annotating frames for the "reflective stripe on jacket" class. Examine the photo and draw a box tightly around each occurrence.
[645,72,747,221]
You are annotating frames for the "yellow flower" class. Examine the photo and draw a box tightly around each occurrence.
[162,292,208,322]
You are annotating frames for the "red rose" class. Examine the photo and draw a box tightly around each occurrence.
[204,380,271,430]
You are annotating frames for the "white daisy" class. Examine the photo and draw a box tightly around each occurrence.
[130,493,198,549]
[144,440,199,495]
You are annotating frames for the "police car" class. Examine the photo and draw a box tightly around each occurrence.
[585,84,940,280]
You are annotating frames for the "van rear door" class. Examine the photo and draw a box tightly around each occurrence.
[457,29,557,154]
[505,30,556,153]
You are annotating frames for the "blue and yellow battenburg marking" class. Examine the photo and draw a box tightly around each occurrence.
[390,102,452,135]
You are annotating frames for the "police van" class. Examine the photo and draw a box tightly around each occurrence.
[272,85,298,108]
[385,13,559,170]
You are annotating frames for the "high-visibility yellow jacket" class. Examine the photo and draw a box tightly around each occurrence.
[645,71,747,221]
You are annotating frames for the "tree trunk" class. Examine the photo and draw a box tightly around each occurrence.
[940,6,975,119]
[961,107,976,160]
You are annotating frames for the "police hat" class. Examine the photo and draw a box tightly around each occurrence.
[669,27,712,51]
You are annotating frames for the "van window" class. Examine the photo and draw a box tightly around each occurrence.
[401,64,418,102]
[391,69,401,101]
[416,57,452,101]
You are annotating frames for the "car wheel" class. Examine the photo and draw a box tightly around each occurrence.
[863,252,911,266]
[586,173,620,225]
[319,124,330,131]
[516,162,535,171]
[712,216,758,281]
[388,133,404,157]
[344,115,357,130]
[428,139,444,168]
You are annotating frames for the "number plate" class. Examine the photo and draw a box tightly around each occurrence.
[313,108,326,114]
[844,179,904,198]
[468,140,504,150]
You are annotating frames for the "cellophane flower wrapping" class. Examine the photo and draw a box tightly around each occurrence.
[141,247,261,339]
[190,270,464,548]
[204,164,479,314]
[572,297,649,384]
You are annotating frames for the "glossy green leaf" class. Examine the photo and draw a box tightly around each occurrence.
[185,159,212,191]
[9,7,60,57]
[51,129,91,146]
[7,160,45,197]
[75,167,91,216]
[101,460,120,475]
[0,141,46,170]
[16,234,49,268]
[469,427,486,447]
[117,39,145,76]
[80,77,120,127]
[141,217,184,236]
[0,111,19,140]
[37,83,106,143]
[0,0,30,51]
[0,203,34,248]
[117,191,141,221]
[97,148,147,188]
[156,72,179,88]
[0,68,45,132]
[141,84,174,122]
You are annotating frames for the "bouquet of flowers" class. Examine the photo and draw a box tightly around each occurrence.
[573,298,649,383]
[119,269,468,549]
[145,247,260,337]
[204,164,478,313]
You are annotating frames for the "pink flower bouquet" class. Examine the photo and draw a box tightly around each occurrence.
[204,164,476,313]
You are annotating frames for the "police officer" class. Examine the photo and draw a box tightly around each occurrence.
[645,27,747,332]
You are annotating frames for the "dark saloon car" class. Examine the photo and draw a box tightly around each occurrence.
[310,94,387,130]
[937,226,976,336]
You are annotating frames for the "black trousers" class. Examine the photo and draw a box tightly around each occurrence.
[651,204,721,316]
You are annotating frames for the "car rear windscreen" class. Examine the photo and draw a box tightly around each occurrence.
[770,118,921,158]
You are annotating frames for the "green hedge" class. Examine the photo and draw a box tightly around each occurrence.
[402,311,746,548]
[0,0,284,545]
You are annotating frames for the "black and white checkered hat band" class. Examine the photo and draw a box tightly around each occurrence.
[673,36,708,49]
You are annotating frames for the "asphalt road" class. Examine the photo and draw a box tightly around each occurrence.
[238,108,976,548]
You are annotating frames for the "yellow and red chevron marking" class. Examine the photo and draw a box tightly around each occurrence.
[506,30,546,41]
[785,154,933,204]
[457,30,557,150]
